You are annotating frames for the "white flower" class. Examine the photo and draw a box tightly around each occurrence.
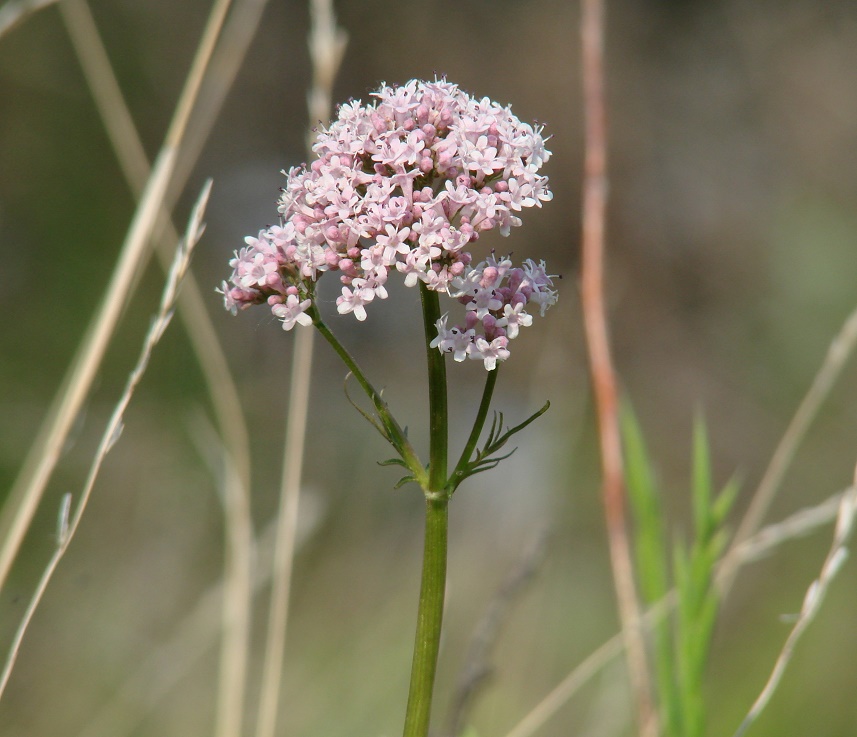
[271,295,313,330]
[496,302,532,339]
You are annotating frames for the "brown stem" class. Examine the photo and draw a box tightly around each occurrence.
[580,1,655,735]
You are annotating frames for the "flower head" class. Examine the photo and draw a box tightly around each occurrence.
[220,78,557,369]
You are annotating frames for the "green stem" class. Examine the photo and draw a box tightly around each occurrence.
[401,283,450,737]
[310,306,425,483]
[419,282,448,489]
[449,366,499,492]
[402,496,448,737]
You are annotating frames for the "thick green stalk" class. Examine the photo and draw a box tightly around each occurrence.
[402,283,450,737]
[419,282,448,488]
[402,496,448,737]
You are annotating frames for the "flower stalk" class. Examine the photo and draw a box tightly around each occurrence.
[420,282,448,491]
[399,283,451,737]
[220,79,556,737]
[402,495,448,737]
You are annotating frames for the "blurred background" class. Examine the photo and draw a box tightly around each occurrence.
[1,0,857,735]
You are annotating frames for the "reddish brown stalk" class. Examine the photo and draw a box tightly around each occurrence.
[580,1,655,735]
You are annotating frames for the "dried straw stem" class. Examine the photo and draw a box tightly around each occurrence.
[720,303,857,594]
[502,484,852,737]
[0,0,235,594]
[253,3,347,737]
[0,182,212,702]
[579,0,654,734]
[55,3,269,734]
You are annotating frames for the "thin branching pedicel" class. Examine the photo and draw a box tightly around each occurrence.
[220,78,557,371]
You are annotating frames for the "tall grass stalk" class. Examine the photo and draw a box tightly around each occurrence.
[169,0,274,205]
[253,4,347,737]
[0,181,212,701]
[720,303,857,594]
[56,5,261,733]
[501,290,857,737]
[580,0,654,733]
[500,483,849,737]
[72,493,321,737]
[57,0,278,491]
[0,0,235,594]
[732,483,857,737]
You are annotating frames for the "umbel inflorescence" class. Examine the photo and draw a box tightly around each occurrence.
[220,78,557,370]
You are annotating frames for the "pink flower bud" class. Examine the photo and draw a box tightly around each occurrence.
[480,267,499,288]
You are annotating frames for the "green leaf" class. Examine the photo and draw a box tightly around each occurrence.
[622,405,669,606]
[621,403,681,737]
[691,413,713,541]
[447,402,549,494]
[343,372,388,441]
[623,408,740,737]
[394,475,418,490]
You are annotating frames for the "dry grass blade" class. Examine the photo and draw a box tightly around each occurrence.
[500,486,851,737]
[56,4,261,735]
[253,4,348,737]
[0,0,57,38]
[579,0,654,734]
[719,303,857,595]
[729,490,848,565]
[0,181,212,701]
[731,484,857,737]
[72,484,323,737]
[169,0,273,202]
[0,0,235,595]
[502,294,857,737]
[58,0,275,489]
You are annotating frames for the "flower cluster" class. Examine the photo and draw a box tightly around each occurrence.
[220,78,557,369]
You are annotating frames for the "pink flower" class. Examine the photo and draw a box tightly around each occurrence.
[222,78,557,369]
[470,336,510,371]
[336,281,374,321]
[271,295,313,330]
